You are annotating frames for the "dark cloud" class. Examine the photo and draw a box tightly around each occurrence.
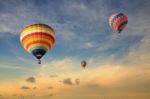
[43,94,53,97]
[18,95,25,99]
[50,74,58,78]
[20,86,30,90]
[59,80,62,83]
[87,84,101,89]
[27,94,36,97]
[61,78,80,85]
[12,94,17,96]
[63,78,74,85]
[75,78,80,85]
[33,87,37,90]
[48,86,54,89]
[26,77,36,83]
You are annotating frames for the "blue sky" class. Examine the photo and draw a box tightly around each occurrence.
[0,0,149,77]
[0,0,150,98]
[0,0,149,79]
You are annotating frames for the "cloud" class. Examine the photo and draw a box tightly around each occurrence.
[26,77,36,83]
[42,94,53,97]
[63,78,74,85]
[12,94,17,96]
[20,86,30,90]
[49,74,58,78]
[123,35,150,65]
[48,86,54,90]
[38,32,150,90]
[33,87,37,90]
[82,42,95,49]
[15,56,36,66]
[87,84,99,88]
[0,1,150,98]
[38,58,80,76]
[0,64,25,70]
[0,2,30,34]
[75,78,80,85]
[27,94,36,97]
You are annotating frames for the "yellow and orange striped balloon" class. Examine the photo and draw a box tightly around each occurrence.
[20,24,55,64]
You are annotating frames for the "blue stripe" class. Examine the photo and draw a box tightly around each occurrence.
[30,46,48,53]
[111,13,124,27]
[32,49,46,59]
[117,21,128,33]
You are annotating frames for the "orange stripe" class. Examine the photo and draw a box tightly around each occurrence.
[113,16,127,31]
[22,38,54,49]
[26,40,51,49]
[21,32,55,44]
[113,16,123,31]
[22,34,54,45]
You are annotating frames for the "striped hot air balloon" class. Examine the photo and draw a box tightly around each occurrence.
[20,24,55,64]
[109,13,128,33]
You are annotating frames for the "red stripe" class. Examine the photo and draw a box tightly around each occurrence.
[113,16,127,31]
[26,40,51,49]
[120,24,126,30]
[21,32,55,44]
[22,35,54,45]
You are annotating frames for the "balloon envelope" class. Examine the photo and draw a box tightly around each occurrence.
[109,13,128,33]
[20,24,56,64]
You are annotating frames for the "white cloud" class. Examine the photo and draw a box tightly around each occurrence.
[123,35,150,65]
[0,64,25,70]
[36,30,150,87]
[37,57,80,76]
[82,42,95,49]
[96,35,118,52]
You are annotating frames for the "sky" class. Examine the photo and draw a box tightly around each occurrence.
[0,0,150,99]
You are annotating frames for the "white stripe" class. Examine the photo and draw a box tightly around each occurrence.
[20,29,55,41]
[109,13,118,27]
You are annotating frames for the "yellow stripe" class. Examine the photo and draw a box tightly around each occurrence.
[27,43,50,52]
[109,13,118,27]
[21,25,55,36]
[22,38,53,50]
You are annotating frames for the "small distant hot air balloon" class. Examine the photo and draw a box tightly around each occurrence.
[20,24,55,64]
[81,60,87,68]
[109,13,128,34]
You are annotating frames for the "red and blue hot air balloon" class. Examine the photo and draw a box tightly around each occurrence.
[109,13,128,33]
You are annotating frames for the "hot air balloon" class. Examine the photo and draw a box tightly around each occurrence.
[81,60,87,68]
[109,13,128,33]
[20,24,55,64]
